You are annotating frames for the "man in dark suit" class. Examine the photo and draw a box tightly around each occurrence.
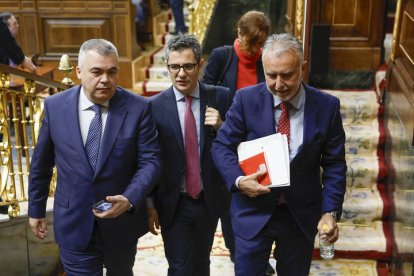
[150,34,233,275]
[28,39,160,276]
[212,33,347,276]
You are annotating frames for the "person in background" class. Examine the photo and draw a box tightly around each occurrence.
[0,12,36,72]
[202,10,275,274]
[211,33,346,276]
[169,0,188,34]
[202,10,270,95]
[149,34,232,275]
[28,38,160,275]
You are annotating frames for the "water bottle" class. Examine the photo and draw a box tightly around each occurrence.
[319,224,334,260]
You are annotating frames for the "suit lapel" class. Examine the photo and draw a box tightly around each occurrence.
[259,87,276,136]
[63,87,94,175]
[164,88,185,153]
[95,89,126,176]
[302,85,317,145]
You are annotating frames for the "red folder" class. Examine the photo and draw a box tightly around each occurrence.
[239,152,271,186]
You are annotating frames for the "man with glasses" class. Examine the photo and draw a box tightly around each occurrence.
[149,34,233,275]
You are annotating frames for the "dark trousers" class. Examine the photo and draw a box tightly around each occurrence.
[162,193,218,276]
[169,0,187,33]
[220,209,235,260]
[59,222,137,276]
[234,205,314,276]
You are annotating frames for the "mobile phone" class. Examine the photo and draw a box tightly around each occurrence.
[93,200,112,212]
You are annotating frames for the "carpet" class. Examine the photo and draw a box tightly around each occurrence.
[134,224,381,275]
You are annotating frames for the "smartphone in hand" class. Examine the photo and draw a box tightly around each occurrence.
[93,200,112,212]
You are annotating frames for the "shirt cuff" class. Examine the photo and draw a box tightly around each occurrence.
[235,176,245,188]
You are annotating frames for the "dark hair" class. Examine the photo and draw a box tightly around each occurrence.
[237,11,270,52]
[164,34,202,64]
[0,12,13,25]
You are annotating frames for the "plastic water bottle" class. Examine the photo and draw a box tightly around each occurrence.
[319,224,334,260]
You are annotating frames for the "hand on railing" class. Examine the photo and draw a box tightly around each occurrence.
[20,56,37,73]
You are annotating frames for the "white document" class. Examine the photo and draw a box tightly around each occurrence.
[237,133,290,188]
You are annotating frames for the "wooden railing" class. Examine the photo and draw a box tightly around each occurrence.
[0,64,69,218]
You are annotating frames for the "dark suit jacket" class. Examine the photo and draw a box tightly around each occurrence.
[28,85,160,251]
[150,83,233,227]
[0,21,24,65]
[202,46,265,94]
[212,83,346,243]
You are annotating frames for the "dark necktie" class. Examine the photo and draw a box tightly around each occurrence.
[85,104,102,171]
[277,102,290,144]
[184,96,201,198]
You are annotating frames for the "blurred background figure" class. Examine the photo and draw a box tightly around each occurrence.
[169,0,187,34]
[0,12,36,72]
[203,10,270,94]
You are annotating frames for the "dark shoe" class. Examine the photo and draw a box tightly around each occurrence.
[265,262,275,275]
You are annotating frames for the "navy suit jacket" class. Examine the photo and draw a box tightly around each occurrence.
[150,83,233,227]
[212,83,346,243]
[28,85,160,251]
[202,46,265,94]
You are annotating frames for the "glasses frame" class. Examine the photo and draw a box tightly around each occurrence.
[167,63,198,74]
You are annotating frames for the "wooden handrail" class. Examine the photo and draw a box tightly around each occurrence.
[0,64,69,91]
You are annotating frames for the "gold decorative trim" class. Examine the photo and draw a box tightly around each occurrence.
[391,0,403,62]
[295,0,304,41]
[189,0,218,46]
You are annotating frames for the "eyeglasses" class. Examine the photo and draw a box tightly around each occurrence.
[167,63,198,73]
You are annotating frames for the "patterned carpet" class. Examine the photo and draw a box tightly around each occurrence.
[133,223,380,275]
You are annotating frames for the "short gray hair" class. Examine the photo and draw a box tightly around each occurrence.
[164,34,202,64]
[78,39,118,68]
[262,33,304,65]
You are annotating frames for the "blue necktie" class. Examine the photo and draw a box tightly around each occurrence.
[85,104,102,171]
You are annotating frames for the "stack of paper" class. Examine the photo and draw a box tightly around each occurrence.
[237,133,290,188]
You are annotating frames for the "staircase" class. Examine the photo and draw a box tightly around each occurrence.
[131,5,191,96]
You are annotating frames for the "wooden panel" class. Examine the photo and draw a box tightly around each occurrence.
[387,0,414,146]
[329,47,381,70]
[42,18,111,56]
[400,9,414,66]
[20,14,40,55]
[113,15,129,57]
[6,0,141,88]
[310,0,385,70]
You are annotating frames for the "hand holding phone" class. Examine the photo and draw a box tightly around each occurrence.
[93,200,113,213]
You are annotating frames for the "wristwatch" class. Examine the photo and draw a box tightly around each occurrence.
[322,211,338,221]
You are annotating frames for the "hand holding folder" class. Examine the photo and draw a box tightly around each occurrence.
[237,133,290,188]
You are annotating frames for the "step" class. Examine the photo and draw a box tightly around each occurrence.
[341,188,385,224]
[133,80,171,96]
[323,90,380,125]
[344,122,380,156]
[315,221,391,260]
[346,156,380,189]
[131,46,165,84]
